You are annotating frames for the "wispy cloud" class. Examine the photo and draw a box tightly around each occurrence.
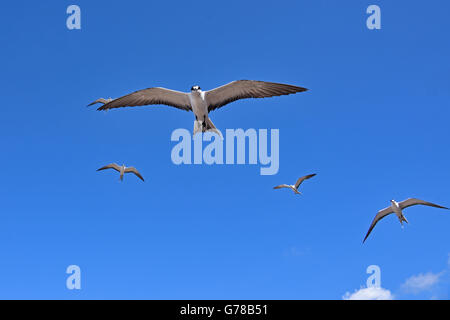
[282,246,310,257]
[401,272,444,294]
[343,287,394,300]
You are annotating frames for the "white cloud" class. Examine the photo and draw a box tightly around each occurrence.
[343,287,394,300]
[401,272,443,294]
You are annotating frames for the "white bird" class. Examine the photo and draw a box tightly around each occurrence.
[363,198,448,242]
[273,174,316,194]
[97,163,144,182]
[90,80,307,136]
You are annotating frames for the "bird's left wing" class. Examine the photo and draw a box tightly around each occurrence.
[124,167,145,182]
[294,174,317,189]
[363,207,394,243]
[206,80,308,112]
[97,163,121,172]
[273,184,291,189]
[97,87,191,112]
[399,198,448,210]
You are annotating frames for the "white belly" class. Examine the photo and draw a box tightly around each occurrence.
[189,92,208,119]
[391,203,402,217]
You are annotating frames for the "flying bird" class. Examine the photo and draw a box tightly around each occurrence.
[97,163,144,182]
[273,174,316,194]
[363,198,448,243]
[87,98,115,106]
[90,80,308,135]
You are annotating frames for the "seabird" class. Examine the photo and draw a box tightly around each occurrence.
[89,80,307,135]
[363,198,448,242]
[97,163,144,182]
[273,174,316,194]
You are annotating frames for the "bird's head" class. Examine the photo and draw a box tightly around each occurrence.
[390,199,395,204]
[191,85,201,92]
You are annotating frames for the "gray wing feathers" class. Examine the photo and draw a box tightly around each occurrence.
[88,98,114,106]
[363,207,395,243]
[399,198,448,210]
[125,167,145,182]
[294,174,317,189]
[206,80,308,112]
[273,184,291,189]
[97,163,121,172]
[97,87,191,111]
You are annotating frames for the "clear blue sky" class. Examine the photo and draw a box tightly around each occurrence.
[0,1,449,299]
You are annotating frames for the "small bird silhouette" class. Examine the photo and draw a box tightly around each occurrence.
[273,174,316,194]
[97,163,144,182]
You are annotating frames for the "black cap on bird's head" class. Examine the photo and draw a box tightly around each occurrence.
[191,85,201,91]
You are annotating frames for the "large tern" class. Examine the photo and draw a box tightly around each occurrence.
[273,174,316,194]
[363,198,448,242]
[88,80,308,135]
[97,163,145,182]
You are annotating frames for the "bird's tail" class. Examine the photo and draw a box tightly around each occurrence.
[193,116,223,139]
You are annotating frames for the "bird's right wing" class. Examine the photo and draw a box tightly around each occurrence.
[273,184,291,189]
[87,98,114,106]
[399,198,448,210]
[294,174,317,189]
[124,167,145,182]
[363,207,395,243]
[97,87,192,111]
[97,163,121,172]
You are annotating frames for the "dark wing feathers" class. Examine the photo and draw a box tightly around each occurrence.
[97,163,121,172]
[206,80,308,112]
[363,207,394,243]
[399,198,449,210]
[97,87,191,112]
[294,173,317,189]
[125,167,145,182]
[88,98,113,106]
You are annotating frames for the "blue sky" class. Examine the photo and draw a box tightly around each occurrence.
[0,1,449,299]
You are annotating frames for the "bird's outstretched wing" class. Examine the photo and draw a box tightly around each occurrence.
[124,167,145,182]
[97,163,121,172]
[87,98,114,106]
[294,173,317,189]
[399,198,448,210]
[273,184,291,190]
[363,207,395,243]
[206,80,308,112]
[97,87,192,112]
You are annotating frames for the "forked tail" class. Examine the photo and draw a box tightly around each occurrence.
[193,116,223,139]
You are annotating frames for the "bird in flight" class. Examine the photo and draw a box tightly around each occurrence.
[97,163,145,182]
[273,174,316,195]
[88,80,307,136]
[363,198,448,243]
